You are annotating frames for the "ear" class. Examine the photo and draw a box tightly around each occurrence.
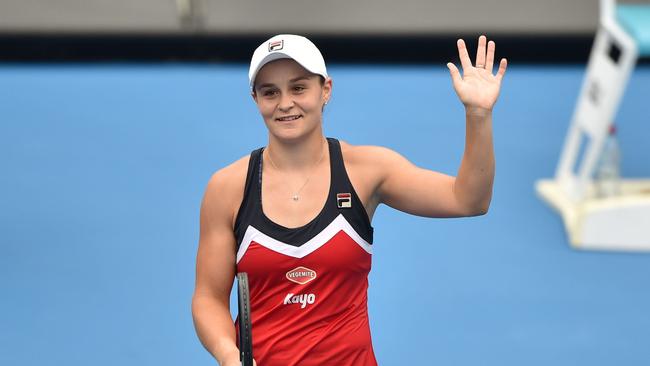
[322,77,333,104]
[251,90,257,103]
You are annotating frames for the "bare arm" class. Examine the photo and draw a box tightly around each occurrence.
[445,35,506,214]
[191,169,242,366]
[373,35,506,218]
[374,145,489,218]
[454,108,494,215]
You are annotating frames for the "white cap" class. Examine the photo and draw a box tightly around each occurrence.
[248,34,328,90]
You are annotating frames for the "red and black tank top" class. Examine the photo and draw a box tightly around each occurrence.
[234,137,377,366]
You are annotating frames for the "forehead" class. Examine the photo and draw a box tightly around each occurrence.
[255,58,316,86]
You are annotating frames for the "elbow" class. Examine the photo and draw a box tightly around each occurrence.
[191,292,209,321]
[191,294,200,321]
[463,206,488,217]
[473,205,489,216]
[463,199,491,217]
[476,200,491,216]
[452,180,493,217]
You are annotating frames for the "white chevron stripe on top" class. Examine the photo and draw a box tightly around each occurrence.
[236,214,372,264]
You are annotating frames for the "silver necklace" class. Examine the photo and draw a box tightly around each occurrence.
[266,140,326,202]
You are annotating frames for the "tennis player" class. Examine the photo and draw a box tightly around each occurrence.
[192,34,507,366]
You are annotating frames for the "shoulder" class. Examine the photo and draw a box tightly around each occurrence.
[338,139,422,191]
[337,139,411,198]
[338,139,407,170]
[206,154,250,192]
[202,154,252,226]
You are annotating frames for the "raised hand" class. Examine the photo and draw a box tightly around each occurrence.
[447,35,507,114]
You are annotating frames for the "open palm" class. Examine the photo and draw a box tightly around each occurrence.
[447,35,507,112]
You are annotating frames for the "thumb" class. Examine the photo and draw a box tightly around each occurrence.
[446,62,462,89]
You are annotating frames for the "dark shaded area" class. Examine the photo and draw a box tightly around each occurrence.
[0,32,646,64]
[608,38,622,64]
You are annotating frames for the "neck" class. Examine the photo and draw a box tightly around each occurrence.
[266,132,327,171]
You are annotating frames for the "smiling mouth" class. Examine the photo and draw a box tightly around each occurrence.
[276,115,302,122]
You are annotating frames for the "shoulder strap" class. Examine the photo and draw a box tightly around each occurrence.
[326,137,374,244]
[234,147,264,247]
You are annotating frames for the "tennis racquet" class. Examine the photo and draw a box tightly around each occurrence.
[237,272,254,366]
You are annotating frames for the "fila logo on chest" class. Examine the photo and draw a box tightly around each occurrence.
[337,193,352,208]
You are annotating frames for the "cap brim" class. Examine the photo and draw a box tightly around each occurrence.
[249,52,293,89]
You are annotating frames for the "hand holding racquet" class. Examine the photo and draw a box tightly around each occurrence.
[237,272,254,366]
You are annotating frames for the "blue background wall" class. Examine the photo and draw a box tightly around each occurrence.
[1,64,649,365]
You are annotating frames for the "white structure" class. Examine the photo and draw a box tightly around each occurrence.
[536,0,650,251]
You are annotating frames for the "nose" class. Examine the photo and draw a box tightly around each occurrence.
[278,93,294,112]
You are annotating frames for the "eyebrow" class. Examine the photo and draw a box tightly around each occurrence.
[257,74,313,89]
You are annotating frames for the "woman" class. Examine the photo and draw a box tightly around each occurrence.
[192,34,507,366]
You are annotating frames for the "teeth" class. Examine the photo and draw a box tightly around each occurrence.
[278,116,300,121]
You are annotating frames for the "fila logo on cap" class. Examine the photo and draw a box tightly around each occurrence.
[268,40,284,52]
[337,193,352,208]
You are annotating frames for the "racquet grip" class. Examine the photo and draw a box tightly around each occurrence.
[237,272,254,366]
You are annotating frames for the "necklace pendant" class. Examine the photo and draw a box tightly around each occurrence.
[292,195,299,201]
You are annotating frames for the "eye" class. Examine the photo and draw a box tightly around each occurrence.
[293,85,306,92]
[262,89,278,97]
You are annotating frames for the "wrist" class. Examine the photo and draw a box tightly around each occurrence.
[465,106,492,117]
[215,343,240,365]
[218,350,240,366]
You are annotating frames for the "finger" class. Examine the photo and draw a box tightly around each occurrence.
[456,39,473,73]
[485,40,495,73]
[475,35,487,69]
[496,58,508,81]
[447,62,462,88]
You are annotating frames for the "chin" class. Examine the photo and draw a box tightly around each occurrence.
[264,122,299,136]
[270,130,306,144]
